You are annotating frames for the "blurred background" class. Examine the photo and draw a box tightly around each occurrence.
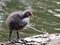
[0,0,60,42]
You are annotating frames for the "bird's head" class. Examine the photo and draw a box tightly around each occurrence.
[23,10,33,19]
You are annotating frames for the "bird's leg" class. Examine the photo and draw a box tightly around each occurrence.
[17,30,19,39]
[16,30,27,44]
[9,30,12,41]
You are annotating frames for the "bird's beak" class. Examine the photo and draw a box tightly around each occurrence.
[30,14,34,19]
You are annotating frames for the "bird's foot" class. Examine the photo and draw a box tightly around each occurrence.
[8,39,20,43]
[8,39,27,45]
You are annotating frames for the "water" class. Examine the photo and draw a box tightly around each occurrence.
[0,0,60,42]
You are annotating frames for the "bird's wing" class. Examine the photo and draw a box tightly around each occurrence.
[12,14,28,26]
[18,17,29,27]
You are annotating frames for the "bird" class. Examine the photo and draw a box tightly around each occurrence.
[6,10,33,41]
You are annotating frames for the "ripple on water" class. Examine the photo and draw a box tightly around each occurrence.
[56,2,60,4]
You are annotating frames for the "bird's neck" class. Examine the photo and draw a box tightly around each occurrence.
[22,12,29,18]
